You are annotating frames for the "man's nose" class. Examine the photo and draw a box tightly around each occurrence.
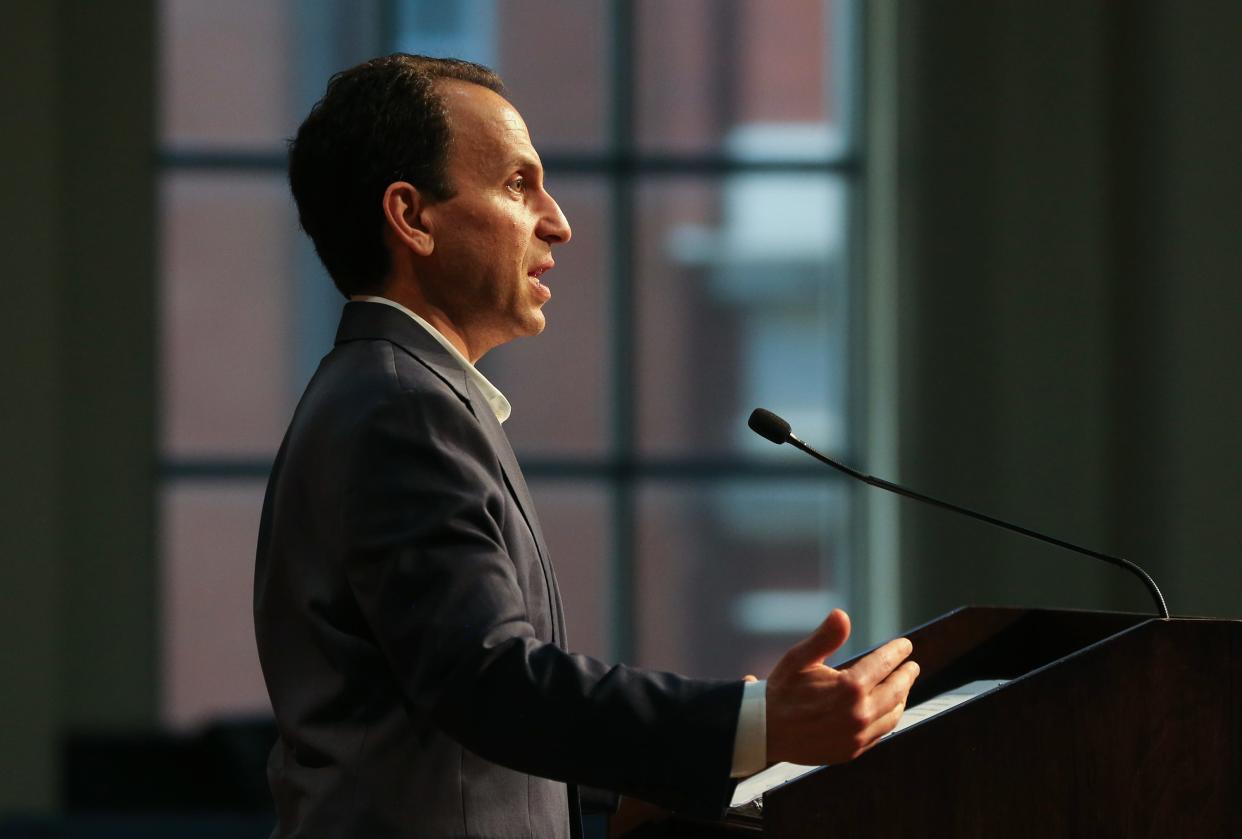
[538,192,572,245]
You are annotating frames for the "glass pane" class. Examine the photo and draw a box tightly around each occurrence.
[394,0,607,152]
[498,0,607,153]
[635,0,851,157]
[634,176,851,459]
[479,177,611,457]
[160,0,295,149]
[160,172,299,458]
[636,481,852,680]
[162,481,270,728]
[528,481,613,661]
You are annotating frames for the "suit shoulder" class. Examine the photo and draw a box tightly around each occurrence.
[279,339,479,463]
[318,339,470,412]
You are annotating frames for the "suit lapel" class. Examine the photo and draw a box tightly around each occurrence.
[466,380,567,647]
[471,393,551,563]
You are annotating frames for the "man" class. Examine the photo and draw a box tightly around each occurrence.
[255,54,919,838]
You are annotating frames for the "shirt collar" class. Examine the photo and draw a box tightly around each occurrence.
[350,295,512,424]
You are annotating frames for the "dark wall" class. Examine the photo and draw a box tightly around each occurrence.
[895,1,1242,623]
[1,0,157,810]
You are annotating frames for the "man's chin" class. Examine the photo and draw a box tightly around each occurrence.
[505,312,546,343]
[525,305,547,335]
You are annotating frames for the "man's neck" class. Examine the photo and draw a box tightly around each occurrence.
[403,304,475,361]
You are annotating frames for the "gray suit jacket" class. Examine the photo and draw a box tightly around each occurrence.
[255,302,742,838]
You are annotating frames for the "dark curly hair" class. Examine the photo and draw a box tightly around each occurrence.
[288,54,505,297]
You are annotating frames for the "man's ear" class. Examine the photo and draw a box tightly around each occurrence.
[382,181,435,257]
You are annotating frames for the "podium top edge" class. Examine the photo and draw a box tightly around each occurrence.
[922,606,1240,630]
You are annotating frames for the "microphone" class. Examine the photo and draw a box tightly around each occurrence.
[748,408,1170,619]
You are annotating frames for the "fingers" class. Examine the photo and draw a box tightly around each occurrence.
[743,674,759,683]
[842,636,913,690]
[877,658,921,702]
[856,693,908,753]
[859,659,920,742]
[839,659,920,759]
[773,609,851,675]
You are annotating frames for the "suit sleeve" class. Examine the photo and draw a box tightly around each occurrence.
[340,384,743,818]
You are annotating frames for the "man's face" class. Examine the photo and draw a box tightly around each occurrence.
[418,80,572,358]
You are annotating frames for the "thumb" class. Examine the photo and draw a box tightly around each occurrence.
[774,608,851,674]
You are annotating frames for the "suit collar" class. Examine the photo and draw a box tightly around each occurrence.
[335,301,473,406]
[339,298,513,423]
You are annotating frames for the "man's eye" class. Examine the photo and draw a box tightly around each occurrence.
[508,177,526,193]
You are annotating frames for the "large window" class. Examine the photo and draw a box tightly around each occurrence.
[158,0,866,726]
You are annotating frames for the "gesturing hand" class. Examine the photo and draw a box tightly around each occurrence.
[766,608,919,766]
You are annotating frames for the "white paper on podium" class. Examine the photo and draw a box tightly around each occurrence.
[729,679,1008,815]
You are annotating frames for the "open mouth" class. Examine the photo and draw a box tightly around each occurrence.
[528,264,553,300]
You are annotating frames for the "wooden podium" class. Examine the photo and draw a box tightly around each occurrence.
[639,607,1242,838]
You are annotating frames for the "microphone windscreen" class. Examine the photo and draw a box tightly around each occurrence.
[748,408,791,445]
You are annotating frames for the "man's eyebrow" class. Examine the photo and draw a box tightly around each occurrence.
[504,153,543,173]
